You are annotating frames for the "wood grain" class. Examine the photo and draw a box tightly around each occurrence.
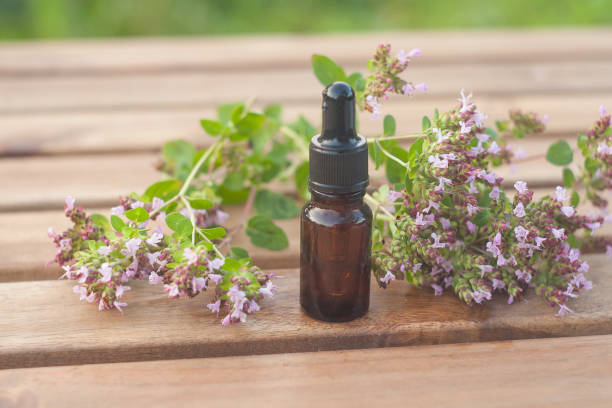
[1,254,611,370]
[1,29,611,75]
[1,61,611,114]
[0,94,605,157]
[1,335,611,407]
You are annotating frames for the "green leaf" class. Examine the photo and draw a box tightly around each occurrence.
[295,161,310,200]
[110,215,125,231]
[478,189,492,208]
[254,189,299,219]
[263,104,282,120]
[473,209,490,227]
[562,168,575,188]
[218,103,242,124]
[383,115,396,137]
[567,233,581,249]
[441,194,454,208]
[230,246,250,259]
[570,191,580,207]
[202,227,226,240]
[165,212,193,237]
[125,207,149,223]
[289,116,317,144]
[90,214,116,239]
[369,140,385,169]
[366,59,377,72]
[236,113,266,134]
[230,105,245,124]
[347,72,365,91]
[246,215,289,251]
[385,145,409,184]
[223,172,245,191]
[217,185,250,205]
[485,127,499,140]
[422,116,431,131]
[189,199,213,210]
[144,179,182,202]
[311,54,347,86]
[200,119,223,136]
[162,140,196,180]
[585,157,599,174]
[407,137,424,165]
[546,140,573,166]
[512,128,526,139]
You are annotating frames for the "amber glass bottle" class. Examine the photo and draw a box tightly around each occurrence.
[300,81,372,322]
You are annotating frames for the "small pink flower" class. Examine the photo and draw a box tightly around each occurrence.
[606,245,612,259]
[482,172,497,185]
[149,271,163,285]
[111,205,124,216]
[585,222,601,235]
[146,232,163,247]
[122,238,142,258]
[214,210,230,225]
[247,300,260,313]
[471,289,492,304]
[439,217,451,230]
[207,300,221,315]
[99,263,113,283]
[555,304,574,317]
[431,232,446,248]
[552,228,565,240]
[116,285,130,298]
[414,83,428,92]
[513,202,526,218]
[492,278,505,290]
[554,186,568,202]
[165,284,179,297]
[221,314,231,326]
[192,277,207,294]
[457,90,473,112]
[65,196,75,211]
[408,48,421,58]
[209,258,225,271]
[183,248,198,264]
[151,197,165,211]
[402,83,414,96]
[466,221,476,234]
[514,225,529,242]
[515,269,532,283]
[77,266,89,284]
[487,141,501,155]
[113,301,128,314]
[477,264,493,278]
[98,298,106,311]
[397,49,410,64]
[459,121,472,135]
[428,155,448,169]
[489,186,501,200]
[435,176,452,192]
[366,95,382,120]
[387,190,403,201]
[97,246,113,256]
[600,105,608,118]
[561,206,575,217]
[535,236,546,247]
[467,204,479,217]
[73,285,88,300]
[130,201,144,209]
[259,281,276,298]
[380,271,396,285]
[431,283,443,296]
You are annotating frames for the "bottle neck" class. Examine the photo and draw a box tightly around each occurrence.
[309,188,365,207]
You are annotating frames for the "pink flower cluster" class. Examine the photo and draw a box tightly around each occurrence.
[373,94,605,315]
[362,44,427,119]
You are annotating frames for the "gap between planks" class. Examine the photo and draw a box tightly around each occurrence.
[0,335,611,407]
[1,254,611,370]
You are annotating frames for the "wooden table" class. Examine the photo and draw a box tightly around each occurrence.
[1,29,612,406]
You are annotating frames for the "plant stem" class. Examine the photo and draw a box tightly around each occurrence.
[218,186,257,251]
[364,193,395,219]
[375,139,408,168]
[366,133,422,143]
[280,126,309,160]
[179,140,222,196]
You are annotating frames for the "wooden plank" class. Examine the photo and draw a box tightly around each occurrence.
[2,186,611,283]
[0,149,569,212]
[0,206,301,282]
[1,62,611,114]
[0,94,606,156]
[1,29,611,75]
[1,254,611,369]
[1,335,610,407]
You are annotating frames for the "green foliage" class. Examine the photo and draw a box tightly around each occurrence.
[165,212,193,237]
[245,215,289,250]
[110,215,125,231]
[144,180,182,202]
[422,116,431,131]
[546,140,573,166]
[312,54,347,86]
[202,227,226,240]
[383,115,396,137]
[200,119,223,136]
[385,145,409,184]
[254,189,299,219]
[562,168,575,188]
[162,140,196,180]
[125,207,149,223]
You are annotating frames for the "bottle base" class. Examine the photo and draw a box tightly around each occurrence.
[300,302,368,322]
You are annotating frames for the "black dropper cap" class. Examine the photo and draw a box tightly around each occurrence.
[309,82,369,195]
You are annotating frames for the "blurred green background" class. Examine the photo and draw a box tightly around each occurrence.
[1,0,611,40]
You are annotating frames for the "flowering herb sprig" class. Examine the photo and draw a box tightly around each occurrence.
[51,43,611,322]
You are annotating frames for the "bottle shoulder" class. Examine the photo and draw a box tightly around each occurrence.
[301,199,372,227]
